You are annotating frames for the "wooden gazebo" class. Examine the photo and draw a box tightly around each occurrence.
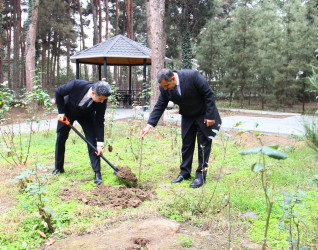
[70,34,171,107]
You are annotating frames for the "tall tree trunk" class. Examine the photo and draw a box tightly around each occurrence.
[91,0,99,80]
[66,0,71,80]
[99,0,102,42]
[91,0,99,45]
[25,0,40,91]
[114,0,119,84]
[105,0,109,39]
[115,0,119,35]
[131,0,134,39]
[0,0,3,83]
[13,0,21,91]
[149,0,166,110]
[6,11,12,88]
[145,0,151,48]
[77,0,89,80]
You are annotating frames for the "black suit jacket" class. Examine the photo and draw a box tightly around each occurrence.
[55,80,107,142]
[148,70,221,138]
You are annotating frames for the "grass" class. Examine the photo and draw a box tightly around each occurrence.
[0,119,317,249]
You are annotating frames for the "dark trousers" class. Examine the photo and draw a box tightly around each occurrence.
[179,119,212,179]
[55,117,100,173]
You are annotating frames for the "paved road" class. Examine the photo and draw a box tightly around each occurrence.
[0,108,316,136]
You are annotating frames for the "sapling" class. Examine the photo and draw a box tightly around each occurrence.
[13,155,55,233]
[278,190,308,250]
[239,135,289,249]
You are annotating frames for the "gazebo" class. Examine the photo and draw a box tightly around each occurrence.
[70,34,171,107]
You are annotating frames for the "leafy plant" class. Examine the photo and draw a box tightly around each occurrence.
[179,235,193,248]
[278,190,308,250]
[239,136,289,250]
[13,158,55,233]
[0,82,15,123]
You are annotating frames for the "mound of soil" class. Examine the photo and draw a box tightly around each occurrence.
[59,185,152,209]
[116,165,138,182]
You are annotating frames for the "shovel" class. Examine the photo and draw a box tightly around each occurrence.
[59,116,119,174]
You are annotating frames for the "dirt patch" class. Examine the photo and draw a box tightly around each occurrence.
[59,185,153,209]
[116,165,138,182]
[42,216,260,249]
[1,106,55,125]
[226,130,302,149]
[220,110,293,118]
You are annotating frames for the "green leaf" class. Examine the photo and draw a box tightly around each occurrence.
[239,147,262,155]
[261,146,289,160]
[251,163,263,172]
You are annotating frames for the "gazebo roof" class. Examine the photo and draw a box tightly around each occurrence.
[71,34,171,66]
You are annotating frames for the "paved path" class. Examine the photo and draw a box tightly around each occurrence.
[0,108,316,136]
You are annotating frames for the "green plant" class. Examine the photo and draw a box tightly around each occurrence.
[0,82,15,123]
[13,156,55,233]
[239,136,289,249]
[304,120,318,155]
[278,190,308,250]
[179,235,193,248]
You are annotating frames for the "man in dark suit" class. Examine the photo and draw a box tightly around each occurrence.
[53,79,112,185]
[140,69,221,188]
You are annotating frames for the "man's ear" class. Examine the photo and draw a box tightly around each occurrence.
[91,91,96,97]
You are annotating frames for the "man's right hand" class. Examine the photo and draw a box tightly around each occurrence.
[57,113,65,121]
[140,124,152,140]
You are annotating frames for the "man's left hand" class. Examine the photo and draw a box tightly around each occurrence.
[96,145,103,156]
[204,119,215,127]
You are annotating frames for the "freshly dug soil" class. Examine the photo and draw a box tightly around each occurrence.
[59,184,152,209]
[116,165,137,182]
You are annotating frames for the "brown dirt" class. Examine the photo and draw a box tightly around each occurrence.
[1,106,55,125]
[42,216,260,249]
[59,184,153,209]
[116,165,138,182]
[226,130,302,149]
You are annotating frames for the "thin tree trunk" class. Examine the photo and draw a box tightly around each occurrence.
[99,0,102,42]
[13,0,21,91]
[145,0,151,48]
[6,11,12,88]
[0,0,3,83]
[77,0,89,80]
[25,0,40,91]
[66,0,71,80]
[105,0,109,39]
[114,0,119,84]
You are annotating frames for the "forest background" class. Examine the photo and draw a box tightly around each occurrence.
[0,0,318,112]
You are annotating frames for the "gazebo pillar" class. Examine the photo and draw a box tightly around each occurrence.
[129,66,132,106]
[98,65,101,80]
[76,60,79,79]
[142,59,147,110]
[103,57,107,79]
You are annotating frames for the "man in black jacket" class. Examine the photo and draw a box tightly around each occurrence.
[53,79,112,185]
[140,69,221,188]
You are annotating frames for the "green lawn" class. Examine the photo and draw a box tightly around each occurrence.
[0,120,317,249]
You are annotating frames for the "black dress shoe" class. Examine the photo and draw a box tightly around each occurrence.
[94,172,102,185]
[52,169,65,175]
[172,174,191,184]
[190,177,205,188]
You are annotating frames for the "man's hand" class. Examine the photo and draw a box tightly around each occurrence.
[204,119,215,127]
[96,145,103,156]
[140,124,152,140]
[57,113,65,121]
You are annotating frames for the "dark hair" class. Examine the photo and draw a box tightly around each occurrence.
[156,68,174,83]
[92,81,112,97]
